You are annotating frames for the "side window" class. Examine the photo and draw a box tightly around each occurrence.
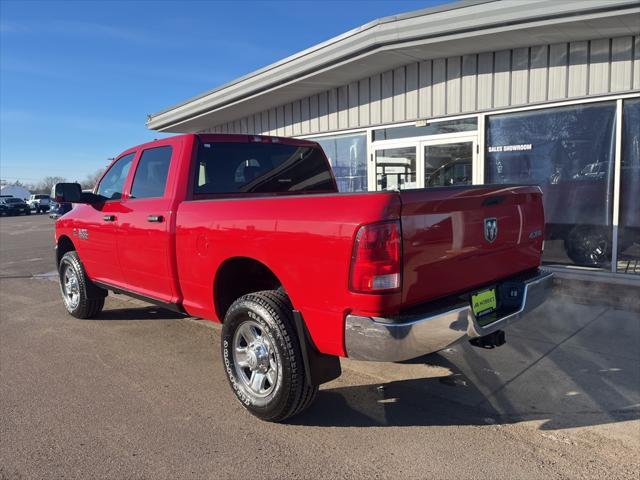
[97,153,135,200]
[130,146,173,199]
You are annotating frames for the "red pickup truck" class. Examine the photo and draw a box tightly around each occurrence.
[53,133,552,421]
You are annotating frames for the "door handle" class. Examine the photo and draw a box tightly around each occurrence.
[103,215,116,222]
[147,215,164,223]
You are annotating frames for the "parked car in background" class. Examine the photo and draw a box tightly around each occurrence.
[49,202,72,219]
[52,133,552,422]
[28,194,51,213]
[0,197,30,216]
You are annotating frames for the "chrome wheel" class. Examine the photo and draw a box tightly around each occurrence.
[62,266,80,310]
[232,320,280,398]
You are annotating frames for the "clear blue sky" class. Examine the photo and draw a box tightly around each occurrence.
[0,0,450,184]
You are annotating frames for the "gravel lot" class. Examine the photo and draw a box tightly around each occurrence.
[1,214,638,479]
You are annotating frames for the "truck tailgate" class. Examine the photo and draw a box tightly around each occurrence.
[400,185,544,308]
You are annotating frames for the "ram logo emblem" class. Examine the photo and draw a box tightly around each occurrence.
[484,218,498,243]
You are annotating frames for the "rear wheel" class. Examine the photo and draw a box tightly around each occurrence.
[221,290,317,422]
[58,251,106,318]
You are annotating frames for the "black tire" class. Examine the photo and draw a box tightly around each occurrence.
[565,226,611,267]
[25,209,30,215]
[221,290,318,422]
[58,251,106,319]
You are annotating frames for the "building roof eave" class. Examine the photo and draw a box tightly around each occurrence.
[147,0,640,133]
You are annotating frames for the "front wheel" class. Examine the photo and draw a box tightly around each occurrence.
[221,290,318,422]
[58,251,106,318]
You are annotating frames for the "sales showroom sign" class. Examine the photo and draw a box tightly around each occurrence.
[487,144,532,152]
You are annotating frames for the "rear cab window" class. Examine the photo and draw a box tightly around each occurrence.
[130,146,173,199]
[194,140,335,196]
[97,152,135,200]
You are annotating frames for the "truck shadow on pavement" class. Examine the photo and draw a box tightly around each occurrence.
[90,306,185,321]
[290,299,640,432]
[291,349,639,431]
[291,367,504,428]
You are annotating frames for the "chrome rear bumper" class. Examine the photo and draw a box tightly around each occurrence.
[344,269,553,362]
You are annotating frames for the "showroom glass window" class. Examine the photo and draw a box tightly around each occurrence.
[618,98,640,274]
[485,102,616,269]
[312,133,367,192]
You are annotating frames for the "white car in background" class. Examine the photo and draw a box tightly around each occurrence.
[27,194,51,213]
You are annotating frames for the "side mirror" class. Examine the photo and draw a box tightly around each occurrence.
[52,183,82,203]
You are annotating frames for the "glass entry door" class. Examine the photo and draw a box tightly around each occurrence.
[423,138,476,188]
[374,145,418,190]
[373,136,477,190]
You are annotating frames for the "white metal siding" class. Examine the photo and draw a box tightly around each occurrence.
[477,52,493,110]
[406,63,418,120]
[206,35,640,134]
[432,58,446,117]
[381,70,393,124]
[511,47,529,105]
[494,50,511,108]
[461,54,476,111]
[418,61,432,118]
[548,43,568,100]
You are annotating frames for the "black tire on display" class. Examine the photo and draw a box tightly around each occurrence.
[565,225,611,267]
[58,251,107,319]
[221,290,318,422]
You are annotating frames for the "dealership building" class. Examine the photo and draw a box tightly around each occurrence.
[148,0,640,278]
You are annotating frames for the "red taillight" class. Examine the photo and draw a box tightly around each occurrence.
[350,220,401,293]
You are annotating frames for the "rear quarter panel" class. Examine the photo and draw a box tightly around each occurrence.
[175,193,400,356]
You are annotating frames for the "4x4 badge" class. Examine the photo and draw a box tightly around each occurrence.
[73,228,89,240]
[484,218,497,243]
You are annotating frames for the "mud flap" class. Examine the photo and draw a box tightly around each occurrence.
[292,310,342,386]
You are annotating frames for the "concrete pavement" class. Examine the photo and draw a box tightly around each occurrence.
[1,214,638,479]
